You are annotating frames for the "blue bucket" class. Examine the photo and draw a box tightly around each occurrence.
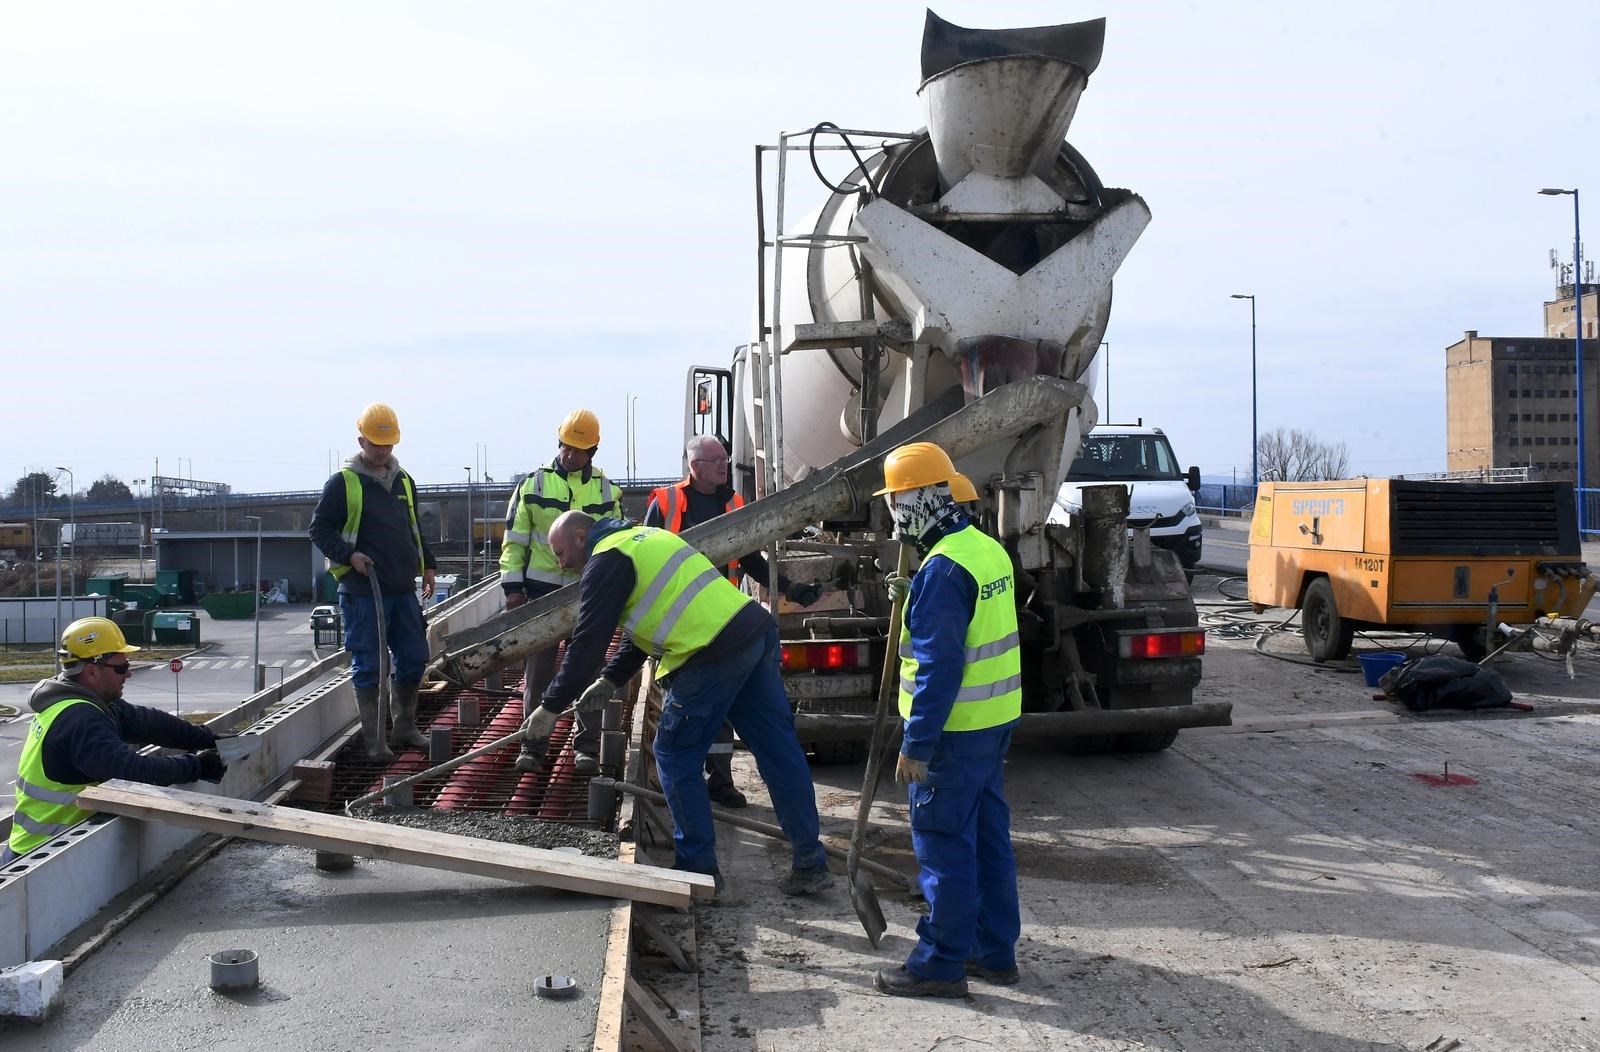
[1357,651,1408,688]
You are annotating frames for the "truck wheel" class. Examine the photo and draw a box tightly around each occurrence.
[1301,578,1353,662]
[1115,729,1179,753]
[1057,734,1116,756]
[1452,628,1488,663]
[808,741,867,765]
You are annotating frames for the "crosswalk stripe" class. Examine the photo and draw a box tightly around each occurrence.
[230,660,247,670]
[288,659,307,669]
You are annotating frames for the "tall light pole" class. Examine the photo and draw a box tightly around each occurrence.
[1230,295,1258,485]
[464,467,473,587]
[132,478,147,583]
[39,517,62,671]
[55,467,74,597]
[1540,187,1588,533]
[1100,341,1112,423]
[243,515,263,691]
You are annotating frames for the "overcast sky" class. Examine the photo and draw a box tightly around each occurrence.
[4,1,1597,497]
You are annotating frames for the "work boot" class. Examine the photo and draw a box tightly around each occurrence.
[514,742,544,774]
[964,960,1020,985]
[388,680,429,750]
[573,751,600,775]
[778,863,835,896]
[874,965,967,999]
[708,783,747,809]
[354,688,395,763]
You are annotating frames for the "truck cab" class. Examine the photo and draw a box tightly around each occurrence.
[1050,425,1204,569]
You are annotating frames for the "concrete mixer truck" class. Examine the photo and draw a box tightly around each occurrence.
[677,11,1224,754]
[439,11,1228,754]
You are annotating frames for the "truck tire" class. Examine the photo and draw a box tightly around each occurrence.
[1057,734,1116,756]
[1115,729,1180,753]
[1452,628,1489,663]
[1302,578,1353,662]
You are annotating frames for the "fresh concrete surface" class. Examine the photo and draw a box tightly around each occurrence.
[684,574,1600,1050]
[0,838,611,1051]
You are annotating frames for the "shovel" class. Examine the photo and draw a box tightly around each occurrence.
[847,544,910,947]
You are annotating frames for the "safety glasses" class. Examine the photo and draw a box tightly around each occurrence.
[96,660,133,677]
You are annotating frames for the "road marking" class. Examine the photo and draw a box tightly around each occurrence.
[288,659,307,669]
[230,660,248,670]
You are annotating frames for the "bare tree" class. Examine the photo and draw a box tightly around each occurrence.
[1256,428,1350,482]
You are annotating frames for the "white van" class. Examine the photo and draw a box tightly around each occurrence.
[1049,425,1204,568]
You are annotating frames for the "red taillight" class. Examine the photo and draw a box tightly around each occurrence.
[1118,630,1205,660]
[781,642,871,671]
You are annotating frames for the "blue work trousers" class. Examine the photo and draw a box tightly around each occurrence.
[339,590,429,689]
[653,622,825,877]
[904,722,1020,983]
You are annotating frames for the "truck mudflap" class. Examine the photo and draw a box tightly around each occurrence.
[792,700,1231,744]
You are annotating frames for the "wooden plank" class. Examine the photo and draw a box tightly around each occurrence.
[77,780,715,908]
[591,835,635,1052]
[625,976,693,1052]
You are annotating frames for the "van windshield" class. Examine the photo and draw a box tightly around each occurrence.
[1066,434,1183,481]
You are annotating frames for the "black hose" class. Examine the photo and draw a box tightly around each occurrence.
[809,122,881,198]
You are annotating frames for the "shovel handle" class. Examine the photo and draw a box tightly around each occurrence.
[848,545,911,870]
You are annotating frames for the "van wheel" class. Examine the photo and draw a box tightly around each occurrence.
[1302,578,1353,662]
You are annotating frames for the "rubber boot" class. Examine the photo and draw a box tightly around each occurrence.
[355,687,395,763]
[389,680,429,750]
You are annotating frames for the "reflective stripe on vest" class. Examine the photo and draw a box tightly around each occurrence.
[9,697,98,856]
[592,527,754,678]
[328,468,425,581]
[652,480,746,580]
[504,468,618,585]
[898,526,1023,733]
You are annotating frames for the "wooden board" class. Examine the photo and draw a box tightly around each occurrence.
[77,780,715,908]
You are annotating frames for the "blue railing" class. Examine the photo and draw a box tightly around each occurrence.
[1581,487,1600,538]
[1194,484,1258,518]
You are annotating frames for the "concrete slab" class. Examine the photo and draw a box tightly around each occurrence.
[0,839,611,1051]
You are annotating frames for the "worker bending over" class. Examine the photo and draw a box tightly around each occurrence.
[644,434,824,808]
[502,408,623,775]
[522,511,831,896]
[5,617,225,863]
[874,442,1022,999]
[310,402,438,760]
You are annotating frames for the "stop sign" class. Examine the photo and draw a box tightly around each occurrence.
[169,658,183,674]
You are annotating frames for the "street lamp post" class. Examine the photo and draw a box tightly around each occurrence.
[55,467,74,597]
[1230,295,1259,485]
[38,517,62,671]
[243,515,263,691]
[464,467,473,587]
[132,479,147,583]
[1100,341,1112,423]
[1540,187,1588,533]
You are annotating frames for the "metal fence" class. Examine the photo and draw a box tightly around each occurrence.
[1194,484,1257,518]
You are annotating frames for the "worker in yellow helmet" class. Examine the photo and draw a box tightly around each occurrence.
[501,408,623,775]
[5,618,226,863]
[309,403,439,761]
[872,441,1022,998]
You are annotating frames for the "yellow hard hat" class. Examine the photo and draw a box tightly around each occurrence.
[558,408,601,448]
[950,473,979,504]
[357,403,402,445]
[59,616,140,661]
[874,441,960,495]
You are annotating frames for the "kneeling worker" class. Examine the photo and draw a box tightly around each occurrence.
[5,617,226,863]
[873,442,1022,999]
[521,511,832,895]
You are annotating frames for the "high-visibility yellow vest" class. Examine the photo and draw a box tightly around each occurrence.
[328,468,424,581]
[898,526,1022,732]
[593,526,754,677]
[502,467,621,587]
[10,697,98,856]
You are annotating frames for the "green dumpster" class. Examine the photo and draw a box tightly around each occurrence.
[86,574,128,599]
[155,569,196,603]
[123,584,164,609]
[149,610,201,646]
[202,592,257,620]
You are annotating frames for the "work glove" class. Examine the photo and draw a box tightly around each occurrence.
[196,749,228,783]
[895,753,929,786]
[784,580,823,607]
[521,704,559,742]
[504,589,528,610]
[885,572,911,603]
[576,677,620,714]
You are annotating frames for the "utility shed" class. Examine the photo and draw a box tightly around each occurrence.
[153,531,324,603]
